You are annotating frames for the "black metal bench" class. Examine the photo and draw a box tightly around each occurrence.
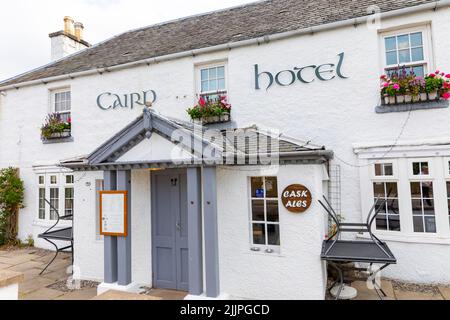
[38,199,73,275]
[319,196,397,300]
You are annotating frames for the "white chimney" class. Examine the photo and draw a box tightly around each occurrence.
[49,16,90,61]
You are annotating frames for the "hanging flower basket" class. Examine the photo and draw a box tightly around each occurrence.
[380,67,450,106]
[41,113,72,140]
[187,95,232,125]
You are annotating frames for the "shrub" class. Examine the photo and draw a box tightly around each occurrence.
[0,168,25,246]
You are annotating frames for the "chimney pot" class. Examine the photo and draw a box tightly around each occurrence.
[74,22,84,41]
[64,16,75,35]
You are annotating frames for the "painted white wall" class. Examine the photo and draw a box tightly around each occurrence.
[216,165,328,300]
[0,7,450,287]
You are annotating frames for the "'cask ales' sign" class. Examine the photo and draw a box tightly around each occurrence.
[281,184,312,214]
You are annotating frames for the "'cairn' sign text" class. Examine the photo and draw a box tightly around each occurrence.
[97,90,157,110]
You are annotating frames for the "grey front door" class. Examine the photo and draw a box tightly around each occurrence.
[151,170,189,291]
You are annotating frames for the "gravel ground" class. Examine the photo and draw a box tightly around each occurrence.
[47,280,100,293]
[391,280,441,295]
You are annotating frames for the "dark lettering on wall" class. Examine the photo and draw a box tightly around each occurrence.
[97,90,157,110]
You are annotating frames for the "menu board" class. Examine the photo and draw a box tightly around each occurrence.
[100,191,128,237]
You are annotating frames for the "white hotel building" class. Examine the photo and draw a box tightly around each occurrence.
[0,0,450,300]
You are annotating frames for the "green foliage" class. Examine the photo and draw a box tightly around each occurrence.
[41,113,71,139]
[424,75,444,93]
[0,167,25,246]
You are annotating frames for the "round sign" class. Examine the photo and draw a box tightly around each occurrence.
[281,184,312,213]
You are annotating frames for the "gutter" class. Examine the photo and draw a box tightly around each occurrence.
[0,0,448,91]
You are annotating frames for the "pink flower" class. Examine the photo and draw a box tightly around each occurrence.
[446,74,450,79]
[383,82,390,88]
[436,70,440,74]
[198,97,206,107]
[393,83,400,90]
[380,75,387,79]
[443,92,450,100]
[429,73,436,78]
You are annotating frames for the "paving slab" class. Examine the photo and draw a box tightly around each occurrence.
[351,280,395,300]
[41,268,71,282]
[19,276,55,295]
[7,260,44,272]
[0,269,24,288]
[438,287,450,300]
[0,262,13,270]
[0,255,32,266]
[22,287,65,300]
[55,287,98,300]
[144,289,188,300]
[92,290,163,300]
[395,289,444,300]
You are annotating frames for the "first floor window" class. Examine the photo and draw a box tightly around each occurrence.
[199,64,227,101]
[410,181,436,233]
[373,182,400,231]
[250,177,280,247]
[53,90,71,122]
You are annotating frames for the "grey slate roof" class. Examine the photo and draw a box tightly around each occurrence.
[61,109,332,171]
[0,0,437,87]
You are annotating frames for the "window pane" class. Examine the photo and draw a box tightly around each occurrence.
[447,182,450,198]
[410,182,421,198]
[387,199,399,215]
[411,48,424,61]
[251,200,265,221]
[375,164,383,176]
[209,79,217,91]
[411,199,423,215]
[421,162,429,175]
[65,188,74,216]
[217,66,225,78]
[376,215,388,230]
[398,49,411,63]
[267,224,280,246]
[265,177,278,198]
[251,177,264,198]
[252,224,266,245]
[218,78,226,90]
[266,201,279,222]
[424,216,436,233]
[201,81,209,92]
[422,182,433,198]
[39,176,44,185]
[385,37,397,51]
[386,51,398,65]
[66,175,74,184]
[39,188,46,220]
[423,199,434,216]
[397,34,410,49]
[413,216,424,233]
[412,65,424,77]
[410,32,423,47]
[201,69,208,81]
[375,200,387,214]
[388,215,401,231]
[50,175,57,184]
[50,188,59,220]
[373,182,385,198]
[385,183,398,198]
[384,164,393,176]
[209,67,217,79]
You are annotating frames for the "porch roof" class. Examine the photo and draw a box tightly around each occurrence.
[60,108,333,171]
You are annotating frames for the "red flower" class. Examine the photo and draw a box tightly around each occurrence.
[380,75,387,79]
[67,117,72,123]
[198,97,206,107]
[429,73,436,78]
[442,92,450,100]
[446,74,450,79]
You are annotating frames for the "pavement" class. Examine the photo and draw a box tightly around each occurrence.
[1,247,449,300]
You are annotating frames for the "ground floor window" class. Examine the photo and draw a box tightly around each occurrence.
[37,172,74,221]
[373,182,400,231]
[249,177,280,250]
[411,181,436,233]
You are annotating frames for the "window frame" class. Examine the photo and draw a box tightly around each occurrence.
[372,181,401,232]
[248,176,281,253]
[50,87,71,122]
[37,172,75,222]
[196,62,228,99]
[371,160,398,180]
[408,158,433,179]
[380,25,433,76]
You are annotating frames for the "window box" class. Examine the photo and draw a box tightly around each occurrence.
[381,91,439,106]
[41,113,72,142]
[187,95,232,125]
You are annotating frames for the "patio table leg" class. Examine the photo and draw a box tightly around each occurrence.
[369,263,389,300]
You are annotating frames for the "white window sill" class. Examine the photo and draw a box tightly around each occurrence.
[357,232,450,245]
[243,247,284,257]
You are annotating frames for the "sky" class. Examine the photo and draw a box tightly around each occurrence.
[0,0,256,81]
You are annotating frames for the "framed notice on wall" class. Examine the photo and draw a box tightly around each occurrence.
[99,191,128,237]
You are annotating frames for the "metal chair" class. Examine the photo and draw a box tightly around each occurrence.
[318,196,397,300]
[38,199,73,275]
